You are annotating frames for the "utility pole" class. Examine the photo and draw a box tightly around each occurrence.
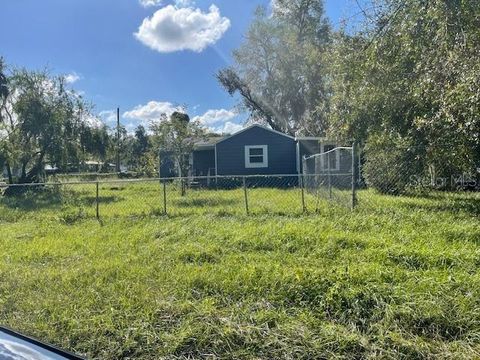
[116,107,120,173]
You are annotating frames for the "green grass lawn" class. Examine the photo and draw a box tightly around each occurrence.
[0,183,479,359]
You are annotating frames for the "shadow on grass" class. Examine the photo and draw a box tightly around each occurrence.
[1,188,121,212]
[1,188,63,211]
[172,197,239,208]
[444,228,480,245]
[79,196,121,206]
[399,193,480,216]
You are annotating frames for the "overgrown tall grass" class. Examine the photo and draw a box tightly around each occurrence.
[0,183,479,358]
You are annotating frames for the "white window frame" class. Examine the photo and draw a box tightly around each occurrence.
[320,144,340,171]
[245,145,268,168]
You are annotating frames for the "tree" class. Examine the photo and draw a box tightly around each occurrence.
[122,125,157,176]
[133,125,150,158]
[272,0,330,42]
[362,133,424,195]
[217,1,331,136]
[0,58,14,183]
[0,58,8,107]
[328,0,480,190]
[0,62,96,186]
[79,123,111,167]
[151,111,205,195]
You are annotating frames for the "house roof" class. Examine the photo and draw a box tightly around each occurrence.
[295,136,326,141]
[192,124,339,151]
[194,135,226,150]
[215,124,295,145]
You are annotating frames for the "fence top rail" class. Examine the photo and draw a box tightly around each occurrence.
[53,172,124,177]
[163,174,303,180]
[303,173,353,176]
[303,146,353,161]
[0,174,311,188]
[0,178,162,188]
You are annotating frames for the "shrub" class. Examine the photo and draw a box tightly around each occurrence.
[363,134,424,195]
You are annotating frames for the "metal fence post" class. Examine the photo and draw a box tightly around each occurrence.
[327,152,332,199]
[300,174,306,213]
[352,142,357,210]
[243,176,249,215]
[163,181,167,215]
[95,181,100,219]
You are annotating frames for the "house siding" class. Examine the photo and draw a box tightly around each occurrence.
[192,149,215,177]
[216,126,297,175]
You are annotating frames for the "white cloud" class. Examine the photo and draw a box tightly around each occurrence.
[140,0,196,9]
[123,102,244,134]
[139,0,162,7]
[174,0,195,7]
[99,110,117,124]
[193,108,244,134]
[96,110,139,134]
[84,114,104,128]
[134,4,231,53]
[219,121,243,134]
[192,108,235,126]
[123,101,182,123]
[64,72,81,84]
[124,122,138,133]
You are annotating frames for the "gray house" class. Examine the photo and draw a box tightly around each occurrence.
[160,124,350,182]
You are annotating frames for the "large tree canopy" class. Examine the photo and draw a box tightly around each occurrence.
[219,0,480,191]
[328,0,480,177]
[151,111,205,179]
[218,0,331,136]
[0,63,104,184]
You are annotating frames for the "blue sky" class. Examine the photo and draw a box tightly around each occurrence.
[0,0,357,134]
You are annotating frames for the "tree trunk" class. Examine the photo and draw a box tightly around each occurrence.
[25,152,45,183]
[19,161,28,183]
[5,161,13,184]
[17,152,45,184]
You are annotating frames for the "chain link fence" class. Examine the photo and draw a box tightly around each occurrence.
[302,146,356,210]
[1,150,479,221]
[0,176,312,220]
[354,144,480,215]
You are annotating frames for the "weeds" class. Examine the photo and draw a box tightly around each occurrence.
[0,186,479,358]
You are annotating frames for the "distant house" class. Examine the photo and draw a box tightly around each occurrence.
[82,161,117,173]
[160,124,350,181]
[44,164,59,175]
